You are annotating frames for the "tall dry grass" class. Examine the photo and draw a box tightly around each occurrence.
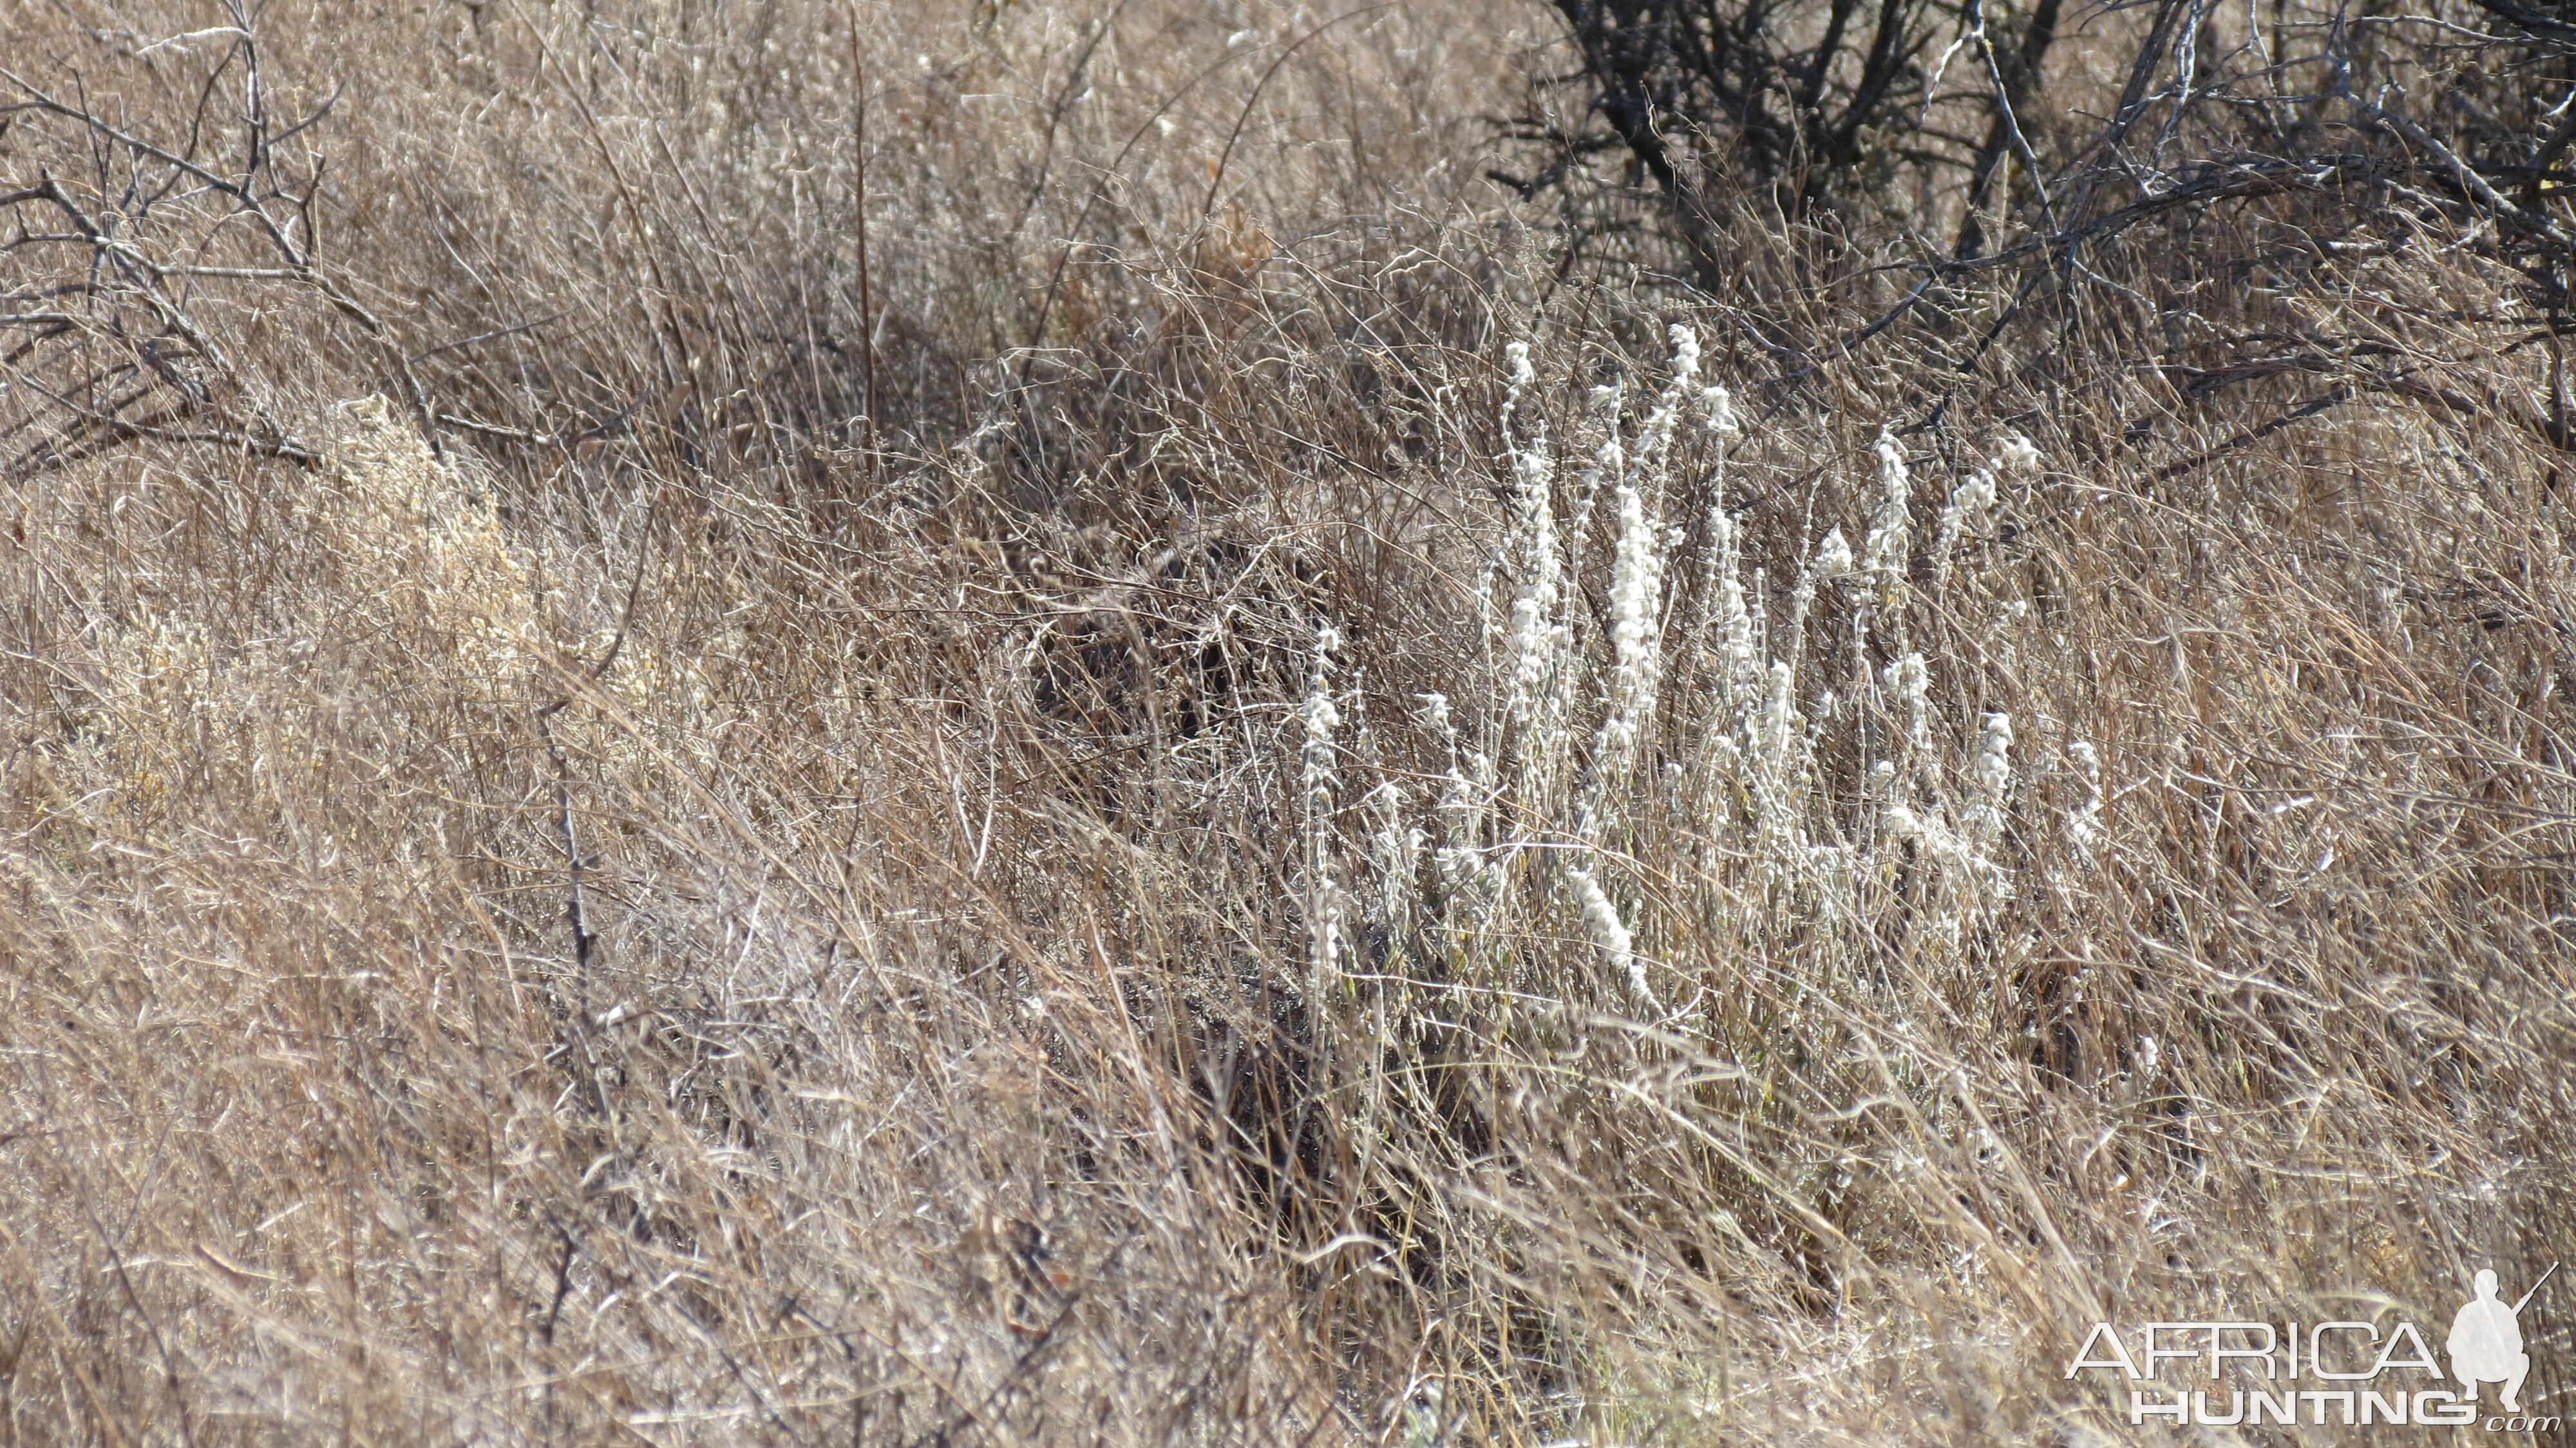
[3,0,2572,1443]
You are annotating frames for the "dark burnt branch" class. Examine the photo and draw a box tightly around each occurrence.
[1548,0,1947,254]
[0,17,444,481]
[1535,0,2575,455]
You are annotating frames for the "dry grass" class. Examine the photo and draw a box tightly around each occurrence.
[3,0,2573,1442]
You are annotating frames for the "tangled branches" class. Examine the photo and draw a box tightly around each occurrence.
[1,8,428,481]
[1537,0,2576,459]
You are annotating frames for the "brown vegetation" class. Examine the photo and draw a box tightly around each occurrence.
[1,0,2571,1442]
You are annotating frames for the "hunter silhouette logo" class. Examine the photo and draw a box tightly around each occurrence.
[2065,1263,2560,1431]
[2452,1264,2555,1414]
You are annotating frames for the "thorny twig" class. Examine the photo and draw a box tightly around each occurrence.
[0,16,440,479]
